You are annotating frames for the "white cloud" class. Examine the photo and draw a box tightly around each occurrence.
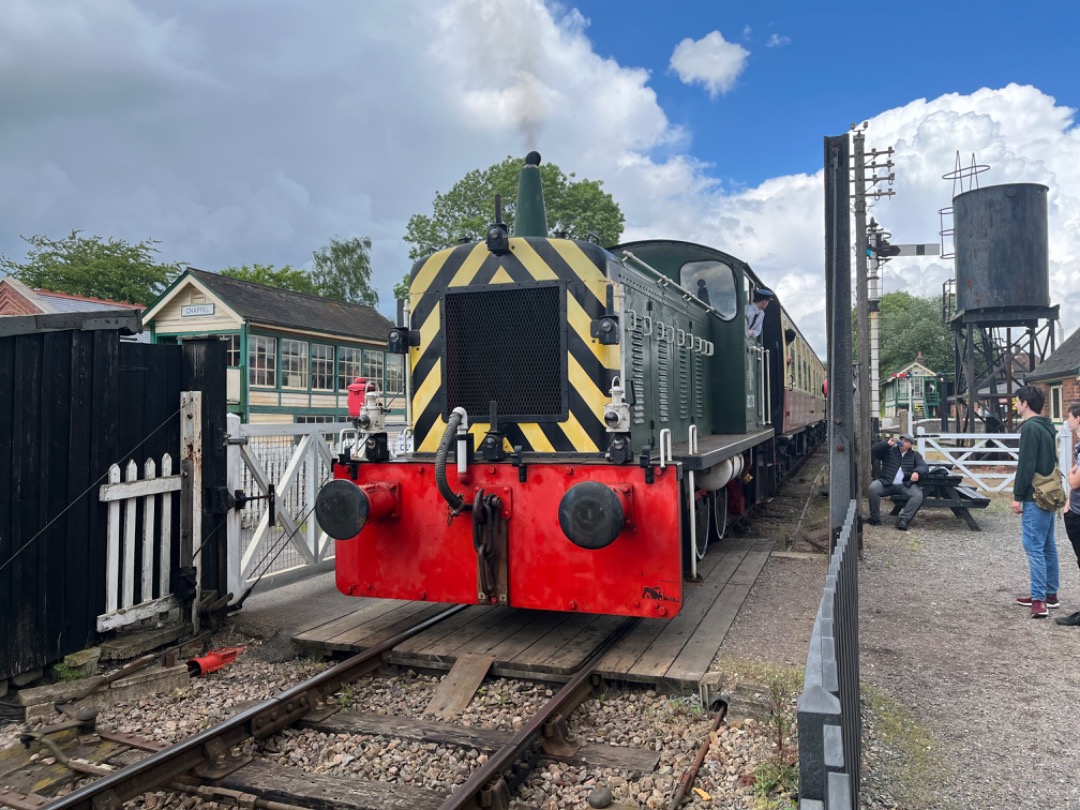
[766,33,791,47]
[0,3,1076,367]
[669,31,749,98]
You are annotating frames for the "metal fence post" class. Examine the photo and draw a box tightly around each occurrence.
[226,413,243,604]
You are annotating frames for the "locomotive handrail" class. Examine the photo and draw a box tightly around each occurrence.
[659,428,673,468]
[619,250,723,319]
[643,315,653,335]
[764,349,772,425]
[688,424,698,454]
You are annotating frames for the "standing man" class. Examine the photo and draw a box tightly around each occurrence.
[1011,384,1061,619]
[745,288,774,339]
[866,434,928,530]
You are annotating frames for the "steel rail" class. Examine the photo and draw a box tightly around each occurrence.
[436,616,639,810]
[46,604,468,810]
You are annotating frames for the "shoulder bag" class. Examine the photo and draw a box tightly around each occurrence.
[1031,469,1066,511]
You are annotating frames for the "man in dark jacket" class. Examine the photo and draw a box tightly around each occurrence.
[867,434,929,530]
[1011,385,1061,618]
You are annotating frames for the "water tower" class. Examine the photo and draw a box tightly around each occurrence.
[943,165,1057,430]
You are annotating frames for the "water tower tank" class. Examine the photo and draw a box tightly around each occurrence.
[953,183,1049,313]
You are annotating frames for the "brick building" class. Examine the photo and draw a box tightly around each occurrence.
[1027,327,1080,422]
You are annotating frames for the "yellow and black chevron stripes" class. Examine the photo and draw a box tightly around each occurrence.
[409,237,619,455]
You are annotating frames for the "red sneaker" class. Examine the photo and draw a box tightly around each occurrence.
[1017,594,1060,609]
[1031,600,1049,618]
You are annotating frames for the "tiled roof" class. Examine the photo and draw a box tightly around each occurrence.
[186,269,394,342]
[1028,327,1080,382]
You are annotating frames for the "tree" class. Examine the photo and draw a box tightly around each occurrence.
[0,231,181,305]
[310,236,378,306]
[219,264,320,296]
[857,291,953,378]
[403,156,625,260]
[392,273,410,302]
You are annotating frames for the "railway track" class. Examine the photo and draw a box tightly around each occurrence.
[3,607,661,810]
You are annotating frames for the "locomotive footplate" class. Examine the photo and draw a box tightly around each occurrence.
[668,427,775,470]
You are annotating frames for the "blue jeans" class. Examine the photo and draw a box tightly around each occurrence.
[1021,501,1059,601]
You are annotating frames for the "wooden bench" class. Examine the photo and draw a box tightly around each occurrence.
[889,464,991,531]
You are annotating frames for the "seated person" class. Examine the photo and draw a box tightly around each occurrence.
[867,434,929,531]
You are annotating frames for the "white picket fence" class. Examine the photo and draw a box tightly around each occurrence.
[913,424,1073,494]
[97,454,182,631]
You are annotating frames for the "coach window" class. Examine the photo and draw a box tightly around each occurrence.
[680,260,737,320]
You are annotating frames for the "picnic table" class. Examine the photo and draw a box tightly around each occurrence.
[889,462,991,531]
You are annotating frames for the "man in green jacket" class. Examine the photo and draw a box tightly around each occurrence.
[1011,385,1060,618]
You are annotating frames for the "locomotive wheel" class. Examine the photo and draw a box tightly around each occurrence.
[712,487,729,541]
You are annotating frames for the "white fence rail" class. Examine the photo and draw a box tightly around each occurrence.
[226,417,409,597]
[913,425,1072,494]
[97,454,181,632]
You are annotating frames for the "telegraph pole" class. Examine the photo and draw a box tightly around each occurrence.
[852,127,870,499]
[850,126,895,502]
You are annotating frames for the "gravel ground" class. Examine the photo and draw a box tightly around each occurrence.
[722,489,1080,810]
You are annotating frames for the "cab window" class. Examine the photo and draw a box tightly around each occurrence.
[680,260,738,321]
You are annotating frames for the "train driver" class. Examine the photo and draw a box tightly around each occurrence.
[745,288,775,340]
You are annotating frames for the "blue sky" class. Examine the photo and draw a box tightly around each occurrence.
[1,1,1078,355]
[574,1,1079,185]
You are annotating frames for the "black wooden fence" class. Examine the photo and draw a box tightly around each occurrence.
[0,326,225,682]
[797,499,860,809]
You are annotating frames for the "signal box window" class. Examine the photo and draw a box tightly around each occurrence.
[249,336,277,388]
[680,260,737,320]
[386,354,405,395]
[338,347,362,391]
[311,344,334,391]
[220,334,240,367]
[363,349,384,391]
[282,339,309,389]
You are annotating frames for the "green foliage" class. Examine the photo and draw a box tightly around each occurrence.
[219,263,320,296]
[0,231,181,305]
[403,156,625,260]
[336,684,356,711]
[310,236,378,306]
[854,291,952,377]
[50,662,83,682]
[751,669,800,808]
[392,272,411,302]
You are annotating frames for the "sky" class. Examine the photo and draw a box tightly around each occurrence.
[1,0,1078,357]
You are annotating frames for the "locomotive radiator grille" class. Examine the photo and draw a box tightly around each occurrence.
[444,285,565,421]
[408,237,620,454]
